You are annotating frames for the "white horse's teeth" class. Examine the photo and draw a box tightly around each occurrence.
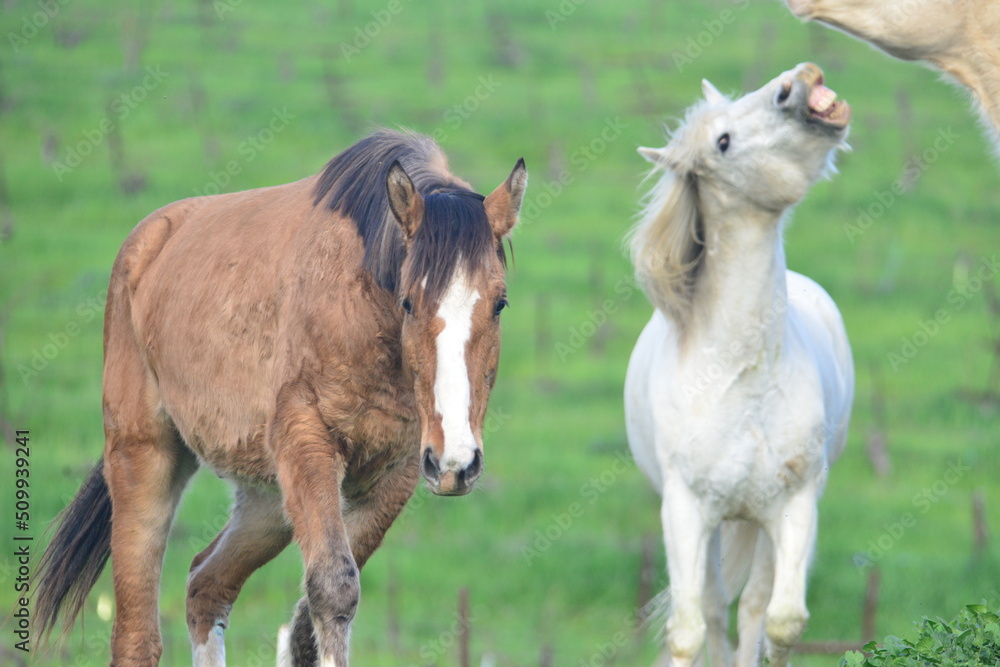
[808,85,837,113]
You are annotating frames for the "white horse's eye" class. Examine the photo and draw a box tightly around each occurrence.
[717,133,731,153]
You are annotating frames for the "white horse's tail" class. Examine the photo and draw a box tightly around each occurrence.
[645,520,761,613]
[720,520,761,603]
[643,520,762,665]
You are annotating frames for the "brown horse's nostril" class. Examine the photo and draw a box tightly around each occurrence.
[422,447,482,495]
[459,449,483,486]
[421,448,439,483]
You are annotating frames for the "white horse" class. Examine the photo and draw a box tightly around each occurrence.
[785,0,1000,151]
[624,63,855,667]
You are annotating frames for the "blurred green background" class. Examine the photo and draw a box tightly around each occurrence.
[1,0,998,665]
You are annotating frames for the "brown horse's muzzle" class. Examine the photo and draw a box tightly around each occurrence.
[421,447,483,496]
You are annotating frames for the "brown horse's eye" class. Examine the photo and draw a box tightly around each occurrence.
[494,298,508,316]
[402,298,412,314]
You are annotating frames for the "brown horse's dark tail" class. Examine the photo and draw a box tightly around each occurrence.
[33,458,113,642]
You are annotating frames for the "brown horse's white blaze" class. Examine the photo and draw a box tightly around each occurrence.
[387,159,525,497]
[428,271,483,491]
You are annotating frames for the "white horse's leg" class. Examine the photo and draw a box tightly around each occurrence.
[736,530,773,667]
[762,485,818,667]
[661,475,712,667]
[276,624,292,667]
[703,528,732,666]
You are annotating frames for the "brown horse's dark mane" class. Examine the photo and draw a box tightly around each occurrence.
[313,129,506,303]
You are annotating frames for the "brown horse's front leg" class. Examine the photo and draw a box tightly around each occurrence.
[272,381,358,667]
[283,451,422,665]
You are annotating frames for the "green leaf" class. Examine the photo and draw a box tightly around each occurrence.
[841,650,866,667]
[843,605,1000,666]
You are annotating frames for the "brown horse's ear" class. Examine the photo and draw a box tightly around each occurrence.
[484,158,527,239]
[386,160,424,240]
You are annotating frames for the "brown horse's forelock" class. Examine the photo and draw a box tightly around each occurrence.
[313,129,506,303]
[402,189,506,305]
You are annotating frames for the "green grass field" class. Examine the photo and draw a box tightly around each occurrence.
[1,0,998,665]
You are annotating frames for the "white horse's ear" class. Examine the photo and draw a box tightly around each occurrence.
[702,79,725,105]
[638,146,668,165]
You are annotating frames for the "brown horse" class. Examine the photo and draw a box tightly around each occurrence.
[32,129,527,667]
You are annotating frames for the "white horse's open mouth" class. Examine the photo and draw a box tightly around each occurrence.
[806,77,850,128]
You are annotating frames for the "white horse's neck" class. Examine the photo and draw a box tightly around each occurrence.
[687,200,788,362]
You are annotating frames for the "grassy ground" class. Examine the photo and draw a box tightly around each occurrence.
[1,0,998,665]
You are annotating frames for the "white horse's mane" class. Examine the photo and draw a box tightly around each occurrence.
[627,100,718,328]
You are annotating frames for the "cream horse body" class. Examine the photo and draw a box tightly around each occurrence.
[625,63,854,666]
[786,0,1000,147]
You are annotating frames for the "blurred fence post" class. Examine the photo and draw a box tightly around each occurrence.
[535,293,551,374]
[862,567,881,642]
[897,91,919,192]
[973,490,989,558]
[0,154,13,241]
[636,533,657,627]
[459,587,471,667]
[539,643,553,667]
[866,362,891,477]
[0,308,14,446]
[387,560,401,655]
[796,569,879,655]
